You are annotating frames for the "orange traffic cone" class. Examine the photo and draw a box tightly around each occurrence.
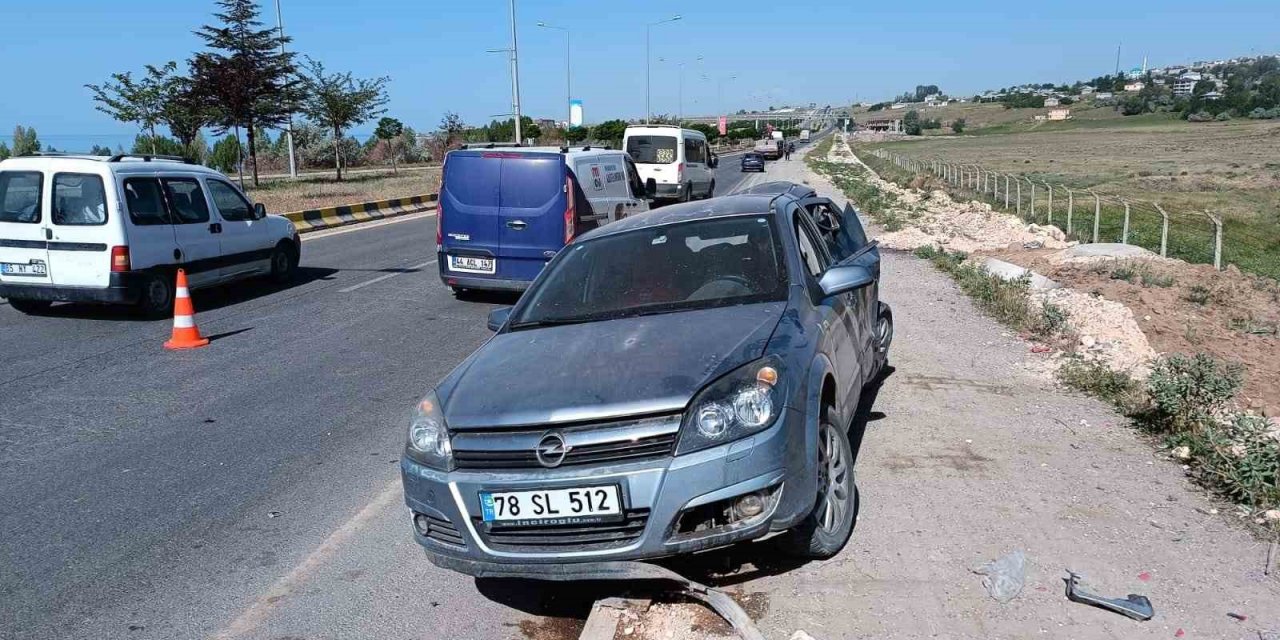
[163,269,209,350]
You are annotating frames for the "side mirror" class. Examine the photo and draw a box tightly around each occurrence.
[644,178,657,199]
[254,203,267,219]
[818,264,875,297]
[487,307,512,331]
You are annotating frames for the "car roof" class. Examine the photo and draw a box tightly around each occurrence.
[450,146,624,161]
[0,154,225,178]
[579,194,788,242]
[624,125,707,138]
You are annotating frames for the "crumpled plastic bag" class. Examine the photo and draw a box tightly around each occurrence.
[974,551,1026,603]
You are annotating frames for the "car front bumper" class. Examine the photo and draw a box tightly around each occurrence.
[400,407,816,577]
[0,272,146,304]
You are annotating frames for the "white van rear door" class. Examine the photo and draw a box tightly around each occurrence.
[0,169,53,286]
[47,172,115,288]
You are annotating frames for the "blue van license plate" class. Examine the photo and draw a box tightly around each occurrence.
[448,255,495,274]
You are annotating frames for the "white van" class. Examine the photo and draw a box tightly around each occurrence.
[562,147,652,223]
[0,154,300,316]
[622,125,718,203]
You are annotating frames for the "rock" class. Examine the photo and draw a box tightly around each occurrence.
[1172,446,1191,460]
[1263,509,1280,522]
[1080,335,1097,349]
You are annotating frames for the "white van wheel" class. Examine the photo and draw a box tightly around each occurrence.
[137,273,176,318]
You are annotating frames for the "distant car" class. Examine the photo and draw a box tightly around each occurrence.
[400,184,894,578]
[437,146,654,295]
[623,125,718,203]
[740,153,765,172]
[0,153,299,316]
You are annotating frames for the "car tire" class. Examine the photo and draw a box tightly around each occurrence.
[874,303,894,374]
[269,243,297,284]
[137,271,176,319]
[780,415,858,559]
[7,298,53,315]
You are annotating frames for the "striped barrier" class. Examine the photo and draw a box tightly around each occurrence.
[284,193,439,233]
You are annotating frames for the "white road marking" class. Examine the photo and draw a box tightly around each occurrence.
[300,210,436,243]
[212,479,402,639]
[339,260,436,293]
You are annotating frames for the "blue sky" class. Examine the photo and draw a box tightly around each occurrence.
[0,0,1276,150]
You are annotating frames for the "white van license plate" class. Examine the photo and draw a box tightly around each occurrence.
[480,485,621,523]
[1,261,47,276]
[448,255,495,274]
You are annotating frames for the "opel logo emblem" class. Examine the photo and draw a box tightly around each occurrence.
[535,432,571,468]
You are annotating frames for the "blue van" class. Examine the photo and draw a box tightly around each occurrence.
[437,146,653,294]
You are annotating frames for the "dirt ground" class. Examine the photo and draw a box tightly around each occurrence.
[244,166,441,213]
[988,248,1280,416]
[594,147,1280,640]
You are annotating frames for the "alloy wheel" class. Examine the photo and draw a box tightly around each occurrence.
[816,422,850,533]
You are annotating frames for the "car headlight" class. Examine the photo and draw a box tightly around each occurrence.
[405,390,453,470]
[677,357,784,455]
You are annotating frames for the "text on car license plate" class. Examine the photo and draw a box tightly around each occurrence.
[1,261,47,276]
[448,255,495,274]
[480,485,621,523]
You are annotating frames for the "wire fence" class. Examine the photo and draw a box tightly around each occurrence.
[865,148,1280,279]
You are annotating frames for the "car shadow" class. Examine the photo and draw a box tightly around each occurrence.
[454,289,523,306]
[474,578,625,618]
[18,266,338,322]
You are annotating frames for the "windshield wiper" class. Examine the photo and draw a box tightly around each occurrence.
[507,316,594,330]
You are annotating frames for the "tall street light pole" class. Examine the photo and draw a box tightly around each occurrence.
[645,15,681,124]
[274,0,297,178]
[507,0,523,143]
[537,22,570,125]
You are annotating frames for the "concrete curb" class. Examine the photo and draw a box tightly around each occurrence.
[284,193,438,233]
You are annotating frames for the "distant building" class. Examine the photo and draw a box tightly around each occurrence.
[889,103,907,110]
[862,118,903,133]
[1124,81,1145,92]
[927,100,950,108]
[1095,92,1114,100]
[1044,97,1060,107]
[1173,73,1202,98]
[1202,91,1223,101]
[1080,86,1095,95]
[1048,108,1072,121]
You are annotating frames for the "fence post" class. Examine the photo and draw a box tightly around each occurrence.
[1029,180,1037,221]
[1066,188,1073,237]
[1154,202,1170,257]
[1016,178,1022,216]
[1043,182,1053,226]
[1205,210,1223,270]
[1121,200,1131,245]
[1004,174,1010,209]
[1090,190,1101,243]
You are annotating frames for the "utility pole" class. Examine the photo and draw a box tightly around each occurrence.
[275,0,297,178]
[508,0,523,143]
[645,15,681,123]
[1115,41,1122,76]
[537,22,570,125]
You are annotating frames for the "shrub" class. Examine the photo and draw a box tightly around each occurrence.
[951,118,966,134]
[1187,111,1214,122]
[1145,353,1244,434]
[1178,412,1280,509]
[1057,358,1143,410]
[1215,112,1233,122]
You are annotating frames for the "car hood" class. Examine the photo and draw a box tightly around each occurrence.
[441,302,787,430]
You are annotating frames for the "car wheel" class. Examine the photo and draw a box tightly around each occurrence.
[875,303,894,373]
[7,298,53,315]
[137,272,176,318]
[269,243,296,284]
[780,415,858,559]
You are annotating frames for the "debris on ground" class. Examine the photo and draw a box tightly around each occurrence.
[973,551,1027,603]
[1063,571,1154,621]
[1031,287,1159,378]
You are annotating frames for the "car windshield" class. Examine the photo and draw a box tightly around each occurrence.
[626,135,678,164]
[513,215,788,326]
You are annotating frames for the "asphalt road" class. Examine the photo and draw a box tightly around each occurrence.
[0,152,766,640]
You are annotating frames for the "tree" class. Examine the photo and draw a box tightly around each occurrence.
[903,110,922,135]
[591,119,628,145]
[163,72,213,156]
[131,134,186,156]
[951,118,966,134]
[191,0,304,186]
[12,125,40,157]
[374,117,404,174]
[438,111,466,148]
[89,144,113,156]
[1192,78,1216,97]
[564,125,589,143]
[0,142,9,161]
[687,123,718,140]
[86,61,176,155]
[297,57,389,180]
[209,134,242,173]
